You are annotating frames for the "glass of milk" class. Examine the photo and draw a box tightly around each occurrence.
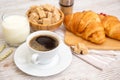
[1,12,30,47]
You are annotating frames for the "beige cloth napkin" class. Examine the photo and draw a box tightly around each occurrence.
[55,27,120,71]
[97,59,120,80]
[74,50,120,71]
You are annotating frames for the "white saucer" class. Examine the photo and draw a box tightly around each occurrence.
[14,42,72,77]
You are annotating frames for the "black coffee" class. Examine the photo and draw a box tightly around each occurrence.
[29,35,59,51]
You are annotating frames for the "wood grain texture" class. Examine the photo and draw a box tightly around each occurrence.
[65,30,120,50]
[0,0,120,80]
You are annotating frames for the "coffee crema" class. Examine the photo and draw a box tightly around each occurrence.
[29,35,59,51]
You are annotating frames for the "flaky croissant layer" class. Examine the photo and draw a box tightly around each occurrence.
[99,14,120,40]
[64,10,120,44]
[64,11,106,44]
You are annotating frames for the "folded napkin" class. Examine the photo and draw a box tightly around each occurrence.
[73,50,120,71]
[55,26,120,71]
[97,59,120,80]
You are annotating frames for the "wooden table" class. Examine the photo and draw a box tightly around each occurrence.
[0,0,120,80]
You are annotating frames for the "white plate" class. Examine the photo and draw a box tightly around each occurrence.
[14,42,72,77]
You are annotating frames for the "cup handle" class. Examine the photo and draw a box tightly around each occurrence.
[31,53,39,64]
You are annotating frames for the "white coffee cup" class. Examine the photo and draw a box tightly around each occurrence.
[26,30,61,65]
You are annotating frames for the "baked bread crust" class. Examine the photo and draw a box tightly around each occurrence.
[64,11,106,44]
[99,14,120,40]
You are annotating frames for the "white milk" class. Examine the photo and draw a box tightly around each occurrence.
[2,15,30,46]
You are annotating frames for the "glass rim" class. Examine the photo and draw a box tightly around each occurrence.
[1,9,27,22]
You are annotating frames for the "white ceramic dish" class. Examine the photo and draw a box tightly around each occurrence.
[14,42,72,77]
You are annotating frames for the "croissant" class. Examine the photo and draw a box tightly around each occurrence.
[64,11,106,44]
[99,13,120,40]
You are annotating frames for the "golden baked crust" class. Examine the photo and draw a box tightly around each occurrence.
[64,11,106,44]
[99,14,120,40]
